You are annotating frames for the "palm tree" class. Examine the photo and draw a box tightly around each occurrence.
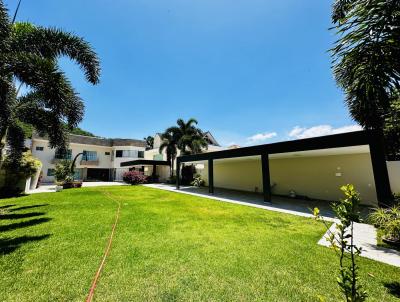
[0,2,100,166]
[158,130,178,177]
[331,0,400,159]
[166,118,208,155]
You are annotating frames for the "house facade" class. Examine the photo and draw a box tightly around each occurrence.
[30,131,223,183]
[31,134,148,182]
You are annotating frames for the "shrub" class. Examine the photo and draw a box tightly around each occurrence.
[122,171,148,185]
[369,201,400,243]
[3,151,41,178]
[191,174,204,187]
[54,160,73,182]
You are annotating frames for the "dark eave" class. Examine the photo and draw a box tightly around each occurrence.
[120,159,170,167]
[178,130,378,163]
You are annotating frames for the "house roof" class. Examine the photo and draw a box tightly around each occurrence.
[32,133,146,148]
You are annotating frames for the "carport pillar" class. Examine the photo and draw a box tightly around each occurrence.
[176,160,181,190]
[369,133,393,206]
[261,153,272,203]
[208,159,214,194]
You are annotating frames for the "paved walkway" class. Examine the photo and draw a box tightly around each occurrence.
[144,183,400,267]
[28,181,127,194]
[319,222,400,267]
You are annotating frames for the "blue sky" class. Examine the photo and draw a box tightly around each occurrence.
[8,0,360,146]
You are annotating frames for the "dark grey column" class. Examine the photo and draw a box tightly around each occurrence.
[261,153,271,203]
[208,159,214,194]
[369,133,393,206]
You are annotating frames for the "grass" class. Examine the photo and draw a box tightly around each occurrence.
[0,186,399,301]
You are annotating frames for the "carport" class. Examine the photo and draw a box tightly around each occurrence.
[176,130,393,207]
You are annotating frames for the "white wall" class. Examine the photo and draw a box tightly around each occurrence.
[388,161,400,194]
[112,146,146,169]
[200,153,379,206]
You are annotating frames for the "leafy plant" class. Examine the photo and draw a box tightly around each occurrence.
[122,170,148,185]
[54,159,73,182]
[330,0,400,159]
[0,1,100,167]
[313,184,367,302]
[369,203,400,243]
[2,151,41,178]
[144,136,154,150]
[191,174,204,187]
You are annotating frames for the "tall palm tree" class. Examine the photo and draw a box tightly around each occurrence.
[331,0,400,159]
[158,130,178,177]
[0,1,100,166]
[166,118,208,155]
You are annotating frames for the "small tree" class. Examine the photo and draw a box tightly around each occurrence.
[144,136,154,150]
[54,159,73,182]
[313,184,367,302]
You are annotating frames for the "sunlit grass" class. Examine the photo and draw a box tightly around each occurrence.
[0,186,398,301]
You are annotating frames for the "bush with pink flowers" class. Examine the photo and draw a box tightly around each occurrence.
[122,170,148,185]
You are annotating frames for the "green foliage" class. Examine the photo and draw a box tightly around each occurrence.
[69,127,95,137]
[54,159,73,182]
[0,1,100,165]
[3,151,41,178]
[331,0,400,130]
[313,184,367,302]
[143,135,154,150]
[160,118,207,177]
[384,99,400,160]
[191,174,205,187]
[369,203,400,243]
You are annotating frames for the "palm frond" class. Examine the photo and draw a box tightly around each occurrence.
[11,22,100,84]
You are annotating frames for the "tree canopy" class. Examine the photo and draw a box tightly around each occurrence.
[0,1,100,165]
[331,0,400,159]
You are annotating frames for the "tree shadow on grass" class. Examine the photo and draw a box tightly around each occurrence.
[0,218,52,232]
[0,234,51,255]
[0,212,45,220]
[0,204,16,210]
[384,282,400,298]
[9,204,48,212]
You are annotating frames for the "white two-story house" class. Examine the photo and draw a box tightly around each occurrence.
[31,134,147,182]
[30,131,223,183]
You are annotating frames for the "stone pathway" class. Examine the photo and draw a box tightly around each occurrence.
[318,222,400,267]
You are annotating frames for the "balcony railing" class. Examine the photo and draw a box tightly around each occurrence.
[80,159,99,166]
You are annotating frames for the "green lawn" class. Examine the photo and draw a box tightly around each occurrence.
[0,186,399,301]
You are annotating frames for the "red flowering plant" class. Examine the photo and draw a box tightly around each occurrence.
[122,170,148,185]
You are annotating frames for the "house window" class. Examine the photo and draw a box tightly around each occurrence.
[115,150,141,158]
[105,152,110,156]
[83,151,97,161]
[35,146,44,151]
[47,169,55,176]
[55,148,72,160]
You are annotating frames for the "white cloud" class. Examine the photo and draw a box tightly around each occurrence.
[288,124,362,139]
[247,132,277,143]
